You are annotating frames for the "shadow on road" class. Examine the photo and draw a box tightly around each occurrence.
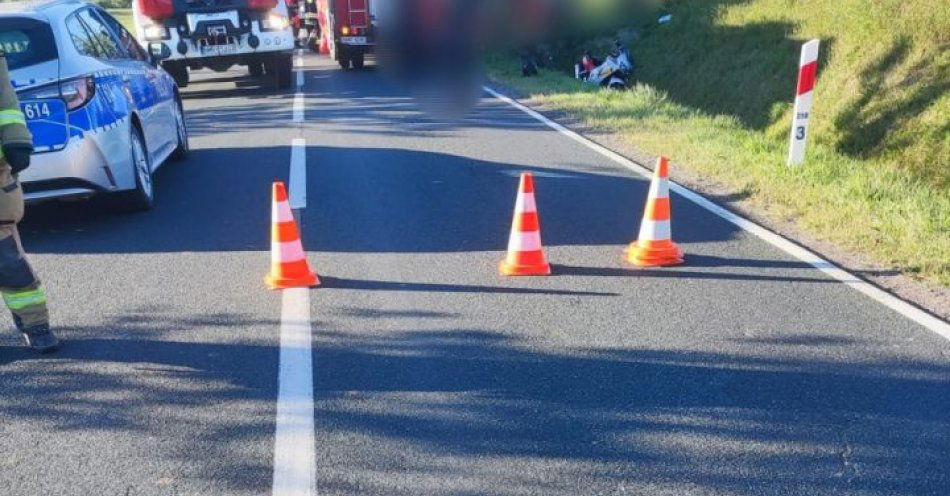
[0,309,281,493]
[19,144,740,253]
[320,276,619,297]
[18,140,836,288]
[3,323,946,494]
[299,145,744,253]
[19,146,283,254]
[308,329,950,495]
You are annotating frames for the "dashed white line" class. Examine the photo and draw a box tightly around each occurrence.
[271,287,317,496]
[293,92,305,123]
[289,139,307,210]
[295,50,305,88]
[484,86,950,341]
[272,83,317,495]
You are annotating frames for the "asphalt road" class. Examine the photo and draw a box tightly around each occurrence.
[1,52,948,496]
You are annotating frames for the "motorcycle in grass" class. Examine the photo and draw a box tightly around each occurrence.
[576,41,634,90]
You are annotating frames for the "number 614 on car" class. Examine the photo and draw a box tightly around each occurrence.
[21,101,53,120]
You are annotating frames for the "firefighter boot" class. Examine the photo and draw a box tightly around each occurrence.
[20,324,59,353]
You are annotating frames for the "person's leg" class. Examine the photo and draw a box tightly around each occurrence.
[0,225,57,352]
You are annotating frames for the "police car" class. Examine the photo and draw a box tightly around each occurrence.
[0,0,188,211]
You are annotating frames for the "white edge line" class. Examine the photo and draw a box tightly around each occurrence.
[293,93,305,123]
[296,69,305,89]
[289,138,307,210]
[272,287,317,496]
[483,85,950,341]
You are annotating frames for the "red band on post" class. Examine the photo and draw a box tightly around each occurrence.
[797,61,818,95]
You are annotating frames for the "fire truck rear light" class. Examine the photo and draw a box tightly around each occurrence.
[247,0,279,11]
[136,0,174,21]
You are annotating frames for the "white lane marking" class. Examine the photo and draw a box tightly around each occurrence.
[293,93,305,123]
[272,288,317,496]
[290,138,307,209]
[484,86,950,341]
[296,69,304,88]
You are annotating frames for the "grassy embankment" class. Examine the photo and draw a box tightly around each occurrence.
[488,0,949,286]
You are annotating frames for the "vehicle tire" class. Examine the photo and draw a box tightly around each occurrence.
[114,125,155,212]
[271,55,293,89]
[163,62,189,89]
[170,97,189,161]
[338,54,351,70]
[351,52,365,69]
[248,62,264,77]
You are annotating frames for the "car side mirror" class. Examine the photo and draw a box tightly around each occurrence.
[148,43,172,65]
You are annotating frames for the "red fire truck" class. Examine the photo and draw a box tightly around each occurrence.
[132,0,296,88]
[317,0,376,69]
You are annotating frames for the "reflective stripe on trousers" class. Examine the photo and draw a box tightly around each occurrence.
[3,287,46,310]
[0,108,26,128]
[0,226,50,331]
[0,107,28,160]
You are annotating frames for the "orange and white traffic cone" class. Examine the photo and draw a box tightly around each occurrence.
[499,173,551,276]
[265,182,320,290]
[625,157,684,267]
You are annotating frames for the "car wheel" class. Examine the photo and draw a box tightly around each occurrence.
[114,126,155,212]
[170,98,189,161]
[248,62,264,77]
[338,54,351,70]
[351,52,365,69]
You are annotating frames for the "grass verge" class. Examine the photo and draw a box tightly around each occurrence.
[485,57,949,287]
[488,0,949,288]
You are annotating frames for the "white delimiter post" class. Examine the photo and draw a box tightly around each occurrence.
[788,39,820,166]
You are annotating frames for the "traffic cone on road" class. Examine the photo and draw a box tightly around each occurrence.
[499,173,551,276]
[265,182,320,290]
[625,157,685,267]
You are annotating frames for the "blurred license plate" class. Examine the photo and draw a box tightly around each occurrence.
[340,36,367,45]
[200,43,237,56]
[20,99,68,152]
